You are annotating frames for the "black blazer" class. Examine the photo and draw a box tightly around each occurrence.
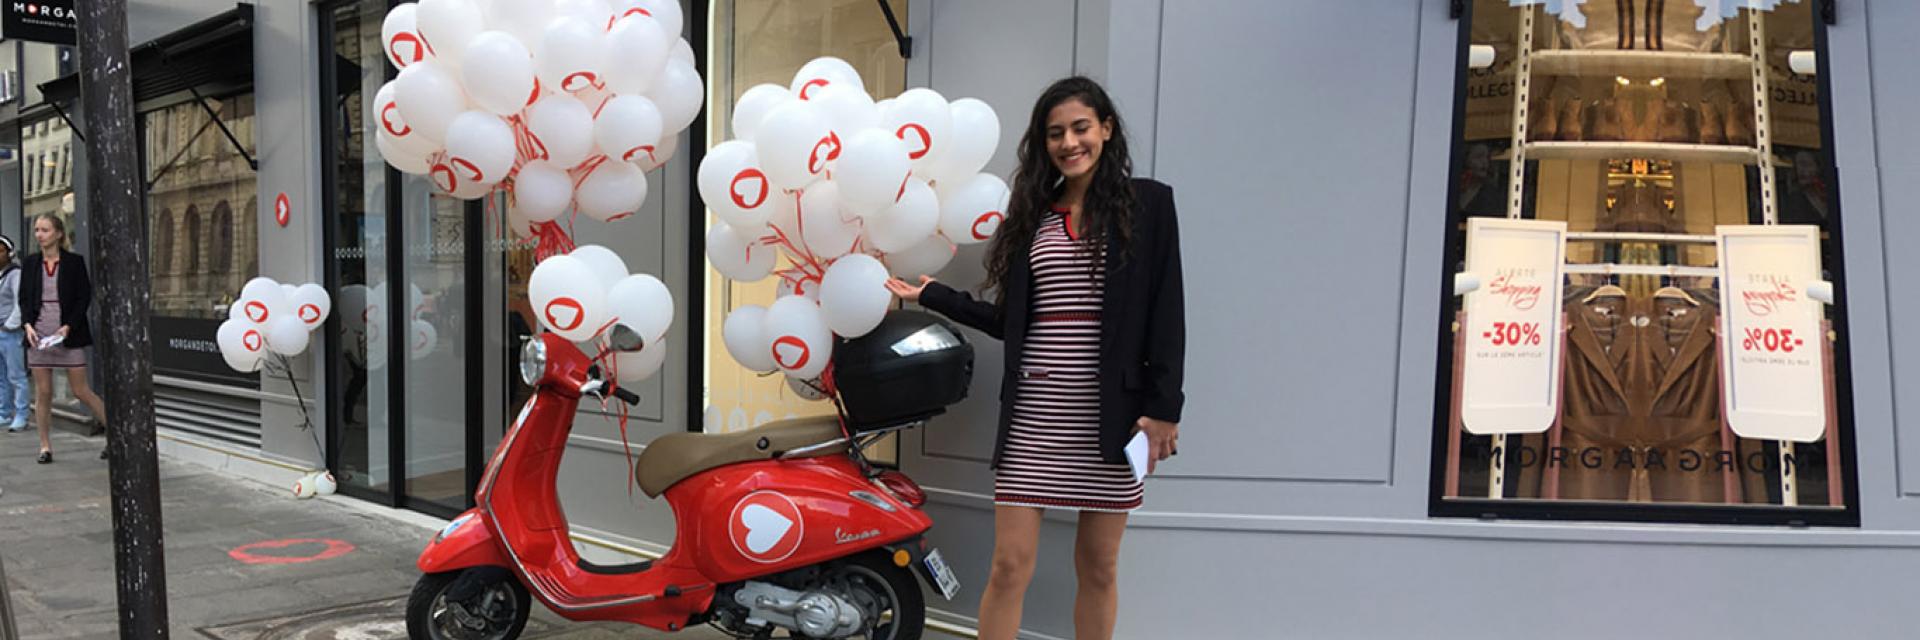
[920,178,1185,467]
[19,250,94,349]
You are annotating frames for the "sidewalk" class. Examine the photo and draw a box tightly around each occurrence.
[0,426,725,639]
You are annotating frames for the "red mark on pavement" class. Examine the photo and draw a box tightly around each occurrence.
[229,539,356,565]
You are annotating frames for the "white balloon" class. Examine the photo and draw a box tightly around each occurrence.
[927,98,1001,182]
[832,128,911,212]
[763,295,833,379]
[530,255,611,341]
[553,0,614,31]
[669,37,695,66]
[866,178,939,254]
[883,233,956,280]
[754,100,835,192]
[800,182,861,260]
[380,3,431,69]
[722,305,777,373]
[410,283,428,319]
[731,84,792,141]
[217,319,266,372]
[706,221,776,283]
[593,95,665,164]
[811,83,880,138]
[240,277,288,325]
[432,162,497,200]
[535,17,608,94]
[484,0,553,51]
[510,160,573,222]
[373,81,437,158]
[293,284,333,327]
[267,315,312,356]
[394,60,470,144]
[442,111,517,187]
[462,31,537,115]
[416,0,485,70]
[697,140,773,230]
[767,188,802,249]
[635,129,679,172]
[608,273,674,342]
[507,206,534,239]
[411,319,440,359]
[603,14,671,95]
[818,254,891,337]
[790,56,863,101]
[649,57,705,134]
[881,87,953,174]
[575,161,648,221]
[526,94,597,168]
[569,244,630,292]
[376,130,434,175]
[613,336,669,382]
[937,173,1010,245]
[637,0,683,37]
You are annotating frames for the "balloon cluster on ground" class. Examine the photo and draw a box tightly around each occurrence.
[219,278,333,371]
[529,245,675,383]
[377,0,702,231]
[702,57,1006,389]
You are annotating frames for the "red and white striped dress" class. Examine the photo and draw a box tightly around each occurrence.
[995,207,1143,512]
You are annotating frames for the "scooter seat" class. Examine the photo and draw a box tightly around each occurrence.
[636,416,849,497]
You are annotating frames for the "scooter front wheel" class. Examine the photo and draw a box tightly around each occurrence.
[406,568,532,640]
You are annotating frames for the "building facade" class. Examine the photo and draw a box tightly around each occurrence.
[8,0,1920,637]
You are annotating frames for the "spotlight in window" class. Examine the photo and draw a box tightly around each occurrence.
[1616,76,1631,86]
[1649,77,1666,87]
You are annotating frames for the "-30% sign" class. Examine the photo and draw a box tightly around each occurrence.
[1484,322,1543,347]
[1742,327,1804,353]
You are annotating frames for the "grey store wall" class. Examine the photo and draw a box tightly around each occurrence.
[893,0,1920,637]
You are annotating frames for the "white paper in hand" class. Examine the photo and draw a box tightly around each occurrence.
[1124,431,1151,482]
[36,335,64,350]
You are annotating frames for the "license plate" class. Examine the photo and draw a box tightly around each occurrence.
[923,549,961,601]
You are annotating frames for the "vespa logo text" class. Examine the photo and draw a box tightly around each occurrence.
[1743,275,1798,317]
[834,528,881,545]
[1489,269,1541,311]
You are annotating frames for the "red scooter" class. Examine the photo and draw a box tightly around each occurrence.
[408,312,972,640]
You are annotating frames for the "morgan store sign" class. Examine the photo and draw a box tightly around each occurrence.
[3,0,75,45]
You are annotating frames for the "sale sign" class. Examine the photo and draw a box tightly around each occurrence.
[1717,225,1827,442]
[1461,218,1566,435]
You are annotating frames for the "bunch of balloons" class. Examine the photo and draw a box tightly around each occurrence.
[219,278,334,372]
[528,245,675,383]
[376,0,702,233]
[700,57,1007,389]
[338,282,439,370]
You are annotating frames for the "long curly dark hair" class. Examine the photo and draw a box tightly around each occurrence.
[982,76,1135,302]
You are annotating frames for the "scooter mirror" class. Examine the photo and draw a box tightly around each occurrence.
[608,324,646,353]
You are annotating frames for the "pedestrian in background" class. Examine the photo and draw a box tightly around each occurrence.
[20,214,109,463]
[0,234,27,434]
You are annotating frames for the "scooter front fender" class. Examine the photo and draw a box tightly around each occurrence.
[418,509,509,574]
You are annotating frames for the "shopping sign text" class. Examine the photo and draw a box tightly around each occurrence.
[1741,275,1799,316]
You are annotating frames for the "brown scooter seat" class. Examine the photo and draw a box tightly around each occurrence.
[636,416,848,497]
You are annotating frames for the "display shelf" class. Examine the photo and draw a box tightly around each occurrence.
[1525,141,1760,164]
[1530,50,1752,80]
[1566,232,1718,244]
[1564,263,1719,278]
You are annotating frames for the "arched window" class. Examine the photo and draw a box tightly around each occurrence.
[154,209,174,276]
[184,206,202,274]
[213,201,234,275]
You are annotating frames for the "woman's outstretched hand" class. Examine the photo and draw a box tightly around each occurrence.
[1137,417,1180,475]
[885,275,935,304]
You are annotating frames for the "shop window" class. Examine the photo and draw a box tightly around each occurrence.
[1433,0,1854,525]
[704,0,907,463]
[154,209,174,277]
[184,206,202,275]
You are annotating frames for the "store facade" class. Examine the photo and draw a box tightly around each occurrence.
[16,0,1920,636]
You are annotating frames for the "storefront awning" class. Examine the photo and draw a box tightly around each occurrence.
[36,4,254,108]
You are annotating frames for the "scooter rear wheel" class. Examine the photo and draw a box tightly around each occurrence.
[406,568,532,640]
[819,551,925,640]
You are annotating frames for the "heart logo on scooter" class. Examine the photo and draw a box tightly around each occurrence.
[729,491,804,563]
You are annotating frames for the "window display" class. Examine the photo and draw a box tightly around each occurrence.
[1436,0,1853,523]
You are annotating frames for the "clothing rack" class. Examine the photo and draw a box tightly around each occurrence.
[1564,263,1719,278]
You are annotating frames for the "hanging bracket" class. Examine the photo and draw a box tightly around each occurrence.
[49,102,87,143]
[189,87,258,172]
[877,0,912,59]
[1823,0,1836,25]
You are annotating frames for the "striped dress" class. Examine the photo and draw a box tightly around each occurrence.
[994,207,1143,512]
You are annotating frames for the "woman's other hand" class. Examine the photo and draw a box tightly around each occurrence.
[25,325,37,345]
[885,275,935,304]
[1136,416,1180,474]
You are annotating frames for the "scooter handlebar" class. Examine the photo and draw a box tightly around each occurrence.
[583,366,642,406]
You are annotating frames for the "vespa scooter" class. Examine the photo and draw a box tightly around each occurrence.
[408,311,972,639]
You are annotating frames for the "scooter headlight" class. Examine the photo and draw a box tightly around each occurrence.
[519,337,548,386]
